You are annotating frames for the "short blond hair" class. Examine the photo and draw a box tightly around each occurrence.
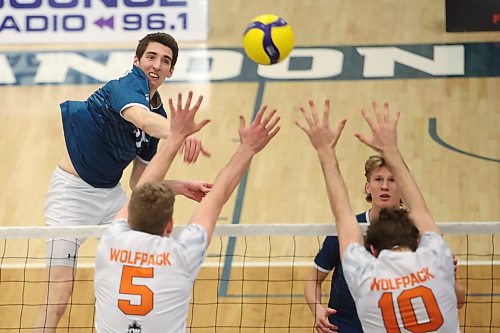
[128,182,175,236]
[363,155,385,203]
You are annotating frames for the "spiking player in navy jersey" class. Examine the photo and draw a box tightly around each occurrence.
[35,33,212,333]
[61,65,166,188]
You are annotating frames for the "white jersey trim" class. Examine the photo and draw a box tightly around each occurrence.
[135,156,150,165]
[119,103,150,118]
[364,210,371,224]
[313,262,331,273]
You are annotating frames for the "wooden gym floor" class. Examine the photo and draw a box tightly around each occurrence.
[0,0,498,331]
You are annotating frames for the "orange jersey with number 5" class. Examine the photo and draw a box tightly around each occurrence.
[94,220,208,333]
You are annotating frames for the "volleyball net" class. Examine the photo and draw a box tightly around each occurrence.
[1,222,499,332]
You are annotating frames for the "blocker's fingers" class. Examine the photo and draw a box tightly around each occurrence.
[184,91,193,110]
[177,93,183,111]
[169,98,176,116]
[372,101,384,124]
[299,107,315,128]
[309,100,320,124]
[266,114,280,132]
[322,99,330,124]
[393,111,401,127]
[360,109,376,130]
[383,102,390,122]
[192,94,204,112]
[239,115,246,129]
[261,109,277,127]
[253,105,267,124]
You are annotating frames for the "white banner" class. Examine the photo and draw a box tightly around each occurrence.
[0,0,208,44]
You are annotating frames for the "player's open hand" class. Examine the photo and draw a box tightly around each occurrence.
[168,91,210,139]
[355,102,400,153]
[295,99,346,153]
[314,305,338,333]
[238,105,280,153]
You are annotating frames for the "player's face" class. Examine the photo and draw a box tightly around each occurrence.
[134,41,174,93]
[366,166,401,209]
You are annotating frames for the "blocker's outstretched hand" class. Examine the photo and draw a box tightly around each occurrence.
[295,99,347,153]
[168,91,211,162]
[354,101,400,153]
[238,105,281,153]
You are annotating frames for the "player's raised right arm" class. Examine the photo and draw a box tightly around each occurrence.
[123,91,210,164]
[122,105,171,139]
[190,106,280,244]
[355,102,439,234]
[122,91,202,141]
[114,93,210,220]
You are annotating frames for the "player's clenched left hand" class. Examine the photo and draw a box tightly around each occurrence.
[164,180,212,202]
[181,137,211,164]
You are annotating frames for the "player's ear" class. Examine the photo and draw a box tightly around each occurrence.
[369,245,379,257]
[164,218,174,236]
[166,66,174,78]
[133,56,140,67]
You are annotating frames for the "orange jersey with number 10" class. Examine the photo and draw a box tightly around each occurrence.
[343,232,459,332]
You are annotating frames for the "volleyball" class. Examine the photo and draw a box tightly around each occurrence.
[242,14,294,65]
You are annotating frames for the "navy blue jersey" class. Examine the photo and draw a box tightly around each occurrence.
[313,211,370,332]
[61,66,167,188]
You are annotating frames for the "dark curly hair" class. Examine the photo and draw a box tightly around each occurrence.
[136,33,179,67]
[365,208,419,253]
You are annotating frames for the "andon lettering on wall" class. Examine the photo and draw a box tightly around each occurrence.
[1,43,499,85]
